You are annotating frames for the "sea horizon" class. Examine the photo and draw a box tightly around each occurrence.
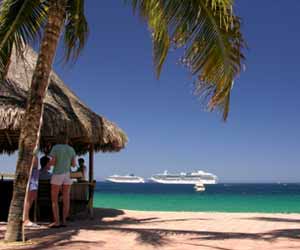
[95,180,300,184]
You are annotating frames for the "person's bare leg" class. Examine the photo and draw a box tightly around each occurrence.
[50,184,60,227]
[62,184,71,225]
[23,191,35,225]
[31,191,37,222]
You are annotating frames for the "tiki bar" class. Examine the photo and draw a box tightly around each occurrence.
[0,48,127,222]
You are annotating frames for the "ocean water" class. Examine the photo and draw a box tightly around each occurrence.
[93,182,300,213]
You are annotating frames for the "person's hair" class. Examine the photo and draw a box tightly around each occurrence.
[40,156,50,169]
[57,131,69,144]
[78,158,84,164]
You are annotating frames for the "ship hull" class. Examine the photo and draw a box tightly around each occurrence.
[150,178,217,185]
[106,178,145,183]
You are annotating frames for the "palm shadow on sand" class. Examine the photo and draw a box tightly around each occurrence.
[1,208,300,250]
[243,216,300,223]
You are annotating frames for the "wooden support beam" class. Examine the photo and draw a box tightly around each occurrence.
[89,144,94,182]
[88,144,95,218]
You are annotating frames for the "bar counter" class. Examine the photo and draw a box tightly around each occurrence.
[0,179,90,222]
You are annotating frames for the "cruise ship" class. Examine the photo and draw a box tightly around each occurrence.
[150,170,218,184]
[106,174,145,183]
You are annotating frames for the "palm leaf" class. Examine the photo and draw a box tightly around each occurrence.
[129,0,170,77]
[63,0,89,62]
[0,0,48,78]
[128,0,245,120]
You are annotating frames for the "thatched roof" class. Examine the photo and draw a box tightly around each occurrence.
[0,48,127,155]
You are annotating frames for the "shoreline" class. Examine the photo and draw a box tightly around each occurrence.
[97,207,300,214]
[1,208,300,250]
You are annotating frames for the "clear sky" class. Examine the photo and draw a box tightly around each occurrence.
[2,1,300,182]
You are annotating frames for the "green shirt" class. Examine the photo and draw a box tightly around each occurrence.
[50,144,76,174]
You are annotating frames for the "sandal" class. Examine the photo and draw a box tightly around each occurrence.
[24,221,40,228]
[48,223,61,228]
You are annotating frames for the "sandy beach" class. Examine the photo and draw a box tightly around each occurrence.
[0,208,300,250]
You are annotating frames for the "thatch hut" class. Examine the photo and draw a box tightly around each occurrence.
[0,47,127,155]
[0,47,128,219]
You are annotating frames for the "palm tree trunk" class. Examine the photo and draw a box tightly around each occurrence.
[4,0,67,242]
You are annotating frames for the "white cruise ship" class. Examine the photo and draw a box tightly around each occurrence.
[150,170,218,184]
[106,174,145,183]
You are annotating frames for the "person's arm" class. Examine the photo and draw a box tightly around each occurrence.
[47,146,56,170]
[70,147,76,167]
[71,157,76,167]
[33,156,38,168]
[46,157,56,170]
[79,165,86,175]
[83,165,87,179]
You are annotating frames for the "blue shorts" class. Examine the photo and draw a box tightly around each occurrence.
[29,181,38,191]
[29,168,39,191]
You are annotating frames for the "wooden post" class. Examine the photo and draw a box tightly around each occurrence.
[89,144,94,183]
[88,144,94,217]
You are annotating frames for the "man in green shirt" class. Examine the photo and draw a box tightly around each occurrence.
[47,132,76,228]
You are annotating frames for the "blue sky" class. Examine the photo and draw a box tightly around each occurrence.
[2,1,300,182]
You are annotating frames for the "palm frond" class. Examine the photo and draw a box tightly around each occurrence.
[0,0,48,78]
[63,0,89,62]
[128,0,246,120]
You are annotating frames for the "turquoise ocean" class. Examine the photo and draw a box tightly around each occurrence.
[93,182,300,213]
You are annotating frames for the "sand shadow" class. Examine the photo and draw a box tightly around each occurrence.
[179,242,235,250]
[93,207,125,219]
[1,209,300,249]
[96,208,210,226]
[100,216,159,225]
[0,208,123,249]
[96,225,300,245]
[188,228,300,241]
[55,240,106,248]
[243,216,300,224]
[99,216,210,226]
[135,229,170,247]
